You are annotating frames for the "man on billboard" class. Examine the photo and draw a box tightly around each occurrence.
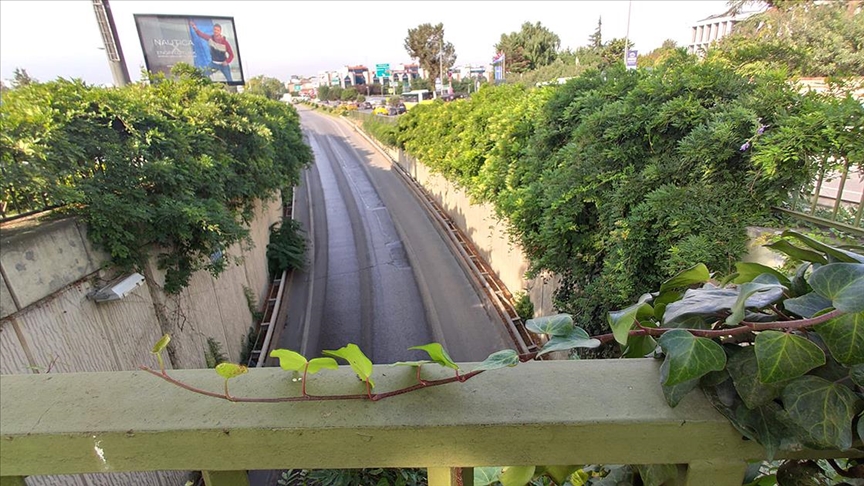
[189,21,235,82]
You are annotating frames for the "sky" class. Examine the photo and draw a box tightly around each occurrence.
[0,0,731,86]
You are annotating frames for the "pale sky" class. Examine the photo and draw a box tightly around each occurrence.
[0,0,731,86]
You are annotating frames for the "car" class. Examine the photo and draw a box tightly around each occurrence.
[396,104,407,114]
[361,101,373,110]
[372,106,389,116]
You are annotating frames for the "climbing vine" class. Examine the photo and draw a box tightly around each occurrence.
[0,66,313,293]
[145,232,863,485]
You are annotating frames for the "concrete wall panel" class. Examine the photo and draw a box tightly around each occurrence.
[0,270,19,318]
[0,320,33,374]
[14,282,119,373]
[0,218,104,309]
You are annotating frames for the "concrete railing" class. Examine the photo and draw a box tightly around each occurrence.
[2,360,859,486]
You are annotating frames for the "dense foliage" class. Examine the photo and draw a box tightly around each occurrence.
[267,218,307,277]
[395,55,862,335]
[244,75,288,100]
[714,0,864,77]
[0,67,312,292]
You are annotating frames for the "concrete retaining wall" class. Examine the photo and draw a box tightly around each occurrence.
[395,150,560,318]
[0,197,282,375]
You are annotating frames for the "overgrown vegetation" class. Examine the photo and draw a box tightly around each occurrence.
[0,65,312,293]
[514,292,535,322]
[279,467,427,486]
[267,218,307,277]
[395,54,864,335]
[204,337,228,368]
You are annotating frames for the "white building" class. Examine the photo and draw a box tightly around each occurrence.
[687,7,762,55]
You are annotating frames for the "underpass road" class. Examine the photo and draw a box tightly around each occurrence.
[256,107,515,486]
[280,107,512,364]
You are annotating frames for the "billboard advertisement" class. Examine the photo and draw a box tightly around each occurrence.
[134,14,245,85]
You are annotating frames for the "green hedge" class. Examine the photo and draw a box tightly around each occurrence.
[0,69,312,293]
[394,54,862,334]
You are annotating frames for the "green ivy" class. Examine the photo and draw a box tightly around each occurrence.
[0,67,312,293]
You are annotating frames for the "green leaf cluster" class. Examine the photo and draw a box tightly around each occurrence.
[609,234,864,461]
[0,67,312,293]
[391,55,860,336]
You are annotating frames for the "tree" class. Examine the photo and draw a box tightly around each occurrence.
[317,85,330,101]
[244,75,287,100]
[495,22,561,74]
[404,23,457,89]
[588,17,602,49]
[340,87,358,101]
[638,40,682,69]
[11,68,36,88]
[714,0,864,76]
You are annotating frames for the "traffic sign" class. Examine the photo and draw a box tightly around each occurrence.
[375,63,390,77]
[626,50,638,70]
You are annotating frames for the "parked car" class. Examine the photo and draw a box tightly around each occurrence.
[373,106,389,116]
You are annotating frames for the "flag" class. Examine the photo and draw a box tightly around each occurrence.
[492,51,506,64]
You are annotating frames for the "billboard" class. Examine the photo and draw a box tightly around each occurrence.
[134,14,245,85]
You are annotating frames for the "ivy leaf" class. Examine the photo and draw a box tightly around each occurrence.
[727,346,786,409]
[499,466,535,486]
[814,311,864,365]
[789,263,812,297]
[657,329,726,386]
[306,357,338,374]
[725,274,786,326]
[754,331,825,384]
[661,375,700,408]
[152,333,171,354]
[269,349,307,371]
[635,464,677,486]
[408,343,459,370]
[622,335,658,358]
[780,231,864,263]
[473,467,502,486]
[608,302,653,345]
[731,262,791,288]
[215,362,248,380]
[659,263,710,292]
[663,287,782,328]
[765,240,828,265]
[850,364,864,387]
[782,375,861,450]
[734,401,793,461]
[782,292,832,318]
[525,313,573,337]
[808,263,864,313]
[537,328,601,357]
[653,290,683,322]
[323,343,375,387]
[859,413,864,444]
[472,349,519,371]
[542,465,581,485]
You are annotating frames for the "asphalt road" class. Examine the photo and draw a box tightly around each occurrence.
[269,106,513,365]
[253,106,513,486]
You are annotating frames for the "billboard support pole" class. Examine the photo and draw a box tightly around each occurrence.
[93,0,131,87]
[623,0,632,66]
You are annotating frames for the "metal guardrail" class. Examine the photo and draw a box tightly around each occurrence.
[777,163,864,237]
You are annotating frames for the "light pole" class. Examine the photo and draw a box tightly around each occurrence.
[623,0,633,66]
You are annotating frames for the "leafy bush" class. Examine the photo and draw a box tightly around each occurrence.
[392,55,861,336]
[266,218,307,277]
[0,67,312,293]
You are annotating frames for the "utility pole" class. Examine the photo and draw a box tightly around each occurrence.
[623,0,633,66]
[438,35,443,99]
[92,0,131,87]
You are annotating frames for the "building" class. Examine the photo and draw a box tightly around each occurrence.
[687,6,761,55]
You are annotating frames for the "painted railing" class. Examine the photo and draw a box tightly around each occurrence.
[1,361,859,486]
[775,161,864,237]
